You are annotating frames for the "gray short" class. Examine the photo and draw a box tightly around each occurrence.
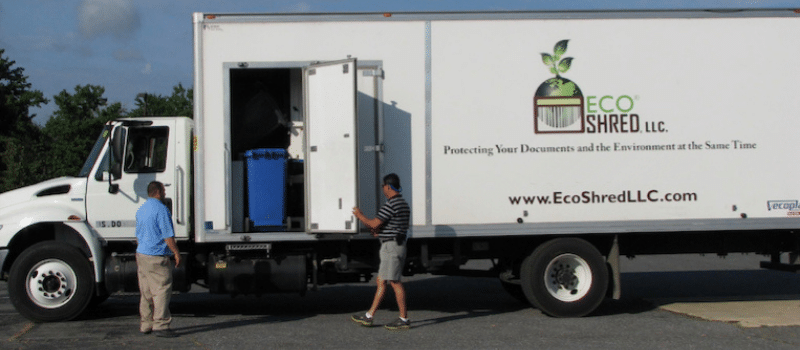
[378,240,407,281]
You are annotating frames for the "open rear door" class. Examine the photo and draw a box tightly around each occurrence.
[304,58,358,234]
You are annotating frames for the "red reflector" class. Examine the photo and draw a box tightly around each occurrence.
[68,215,82,221]
[206,14,216,19]
[383,13,392,17]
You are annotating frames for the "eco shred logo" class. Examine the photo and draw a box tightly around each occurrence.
[533,40,667,135]
[534,40,584,134]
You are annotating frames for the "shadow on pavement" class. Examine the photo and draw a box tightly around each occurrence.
[621,270,800,304]
[79,275,528,326]
[593,269,800,317]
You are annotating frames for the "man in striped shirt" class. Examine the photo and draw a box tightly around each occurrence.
[351,173,411,330]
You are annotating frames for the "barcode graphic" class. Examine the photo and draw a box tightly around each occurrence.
[537,106,581,128]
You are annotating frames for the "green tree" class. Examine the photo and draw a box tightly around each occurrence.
[42,85,125,178]
[131,83,193,118]
[0,127,48,191]
[0,49,49,192]
[0,49,49,134]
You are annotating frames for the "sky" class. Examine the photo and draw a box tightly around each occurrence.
[0,0,797,126]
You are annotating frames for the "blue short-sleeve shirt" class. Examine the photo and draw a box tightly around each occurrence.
[135,198,175,256]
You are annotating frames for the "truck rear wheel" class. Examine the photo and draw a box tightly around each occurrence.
[8,242,94,322]
[520,238,608,317]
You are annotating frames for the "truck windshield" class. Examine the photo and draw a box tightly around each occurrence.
[78,125,113,177]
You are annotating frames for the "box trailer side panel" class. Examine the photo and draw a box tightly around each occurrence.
[428,16,800,232]
[194,12,800,239]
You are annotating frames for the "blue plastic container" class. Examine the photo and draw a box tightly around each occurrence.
[245,148,288,231]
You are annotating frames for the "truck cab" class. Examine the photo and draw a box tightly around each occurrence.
[88,118,193,241]
[0,117,193,321]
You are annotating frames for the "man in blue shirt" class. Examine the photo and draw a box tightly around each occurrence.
[136,181,181,338]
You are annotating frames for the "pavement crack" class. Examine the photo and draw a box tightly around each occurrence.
[8,322,35,342]
[191,336,211,350]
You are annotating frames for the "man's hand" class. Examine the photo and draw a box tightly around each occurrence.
[165,237,181,268]
[353,207,384,233]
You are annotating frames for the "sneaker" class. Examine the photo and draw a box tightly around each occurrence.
[351,314,374,327]
[384,318,410,330]
[152,329,179,338]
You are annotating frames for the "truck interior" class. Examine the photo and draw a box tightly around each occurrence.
[228,67,306,233]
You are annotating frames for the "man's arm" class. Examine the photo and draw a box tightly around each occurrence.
[165,237,181,267]
[158,204,180,267]
[353,207,384,235]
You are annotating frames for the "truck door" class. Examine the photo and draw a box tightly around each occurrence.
[304,58,358,233]
[86,119,188,240]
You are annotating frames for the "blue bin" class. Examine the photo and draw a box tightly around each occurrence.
[245,148,288,231]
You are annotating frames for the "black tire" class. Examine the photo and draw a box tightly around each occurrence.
[499,280,528,303]
[88,292,111,308]
[8,242,95,322]
[520,238,608,317]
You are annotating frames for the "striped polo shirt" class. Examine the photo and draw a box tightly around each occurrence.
[375,194,410,242]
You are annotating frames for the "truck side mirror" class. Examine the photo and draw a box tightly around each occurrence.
[108,127,126,193]
[108,163,121,194]
[109,159,122,181]
[112,127,125,164]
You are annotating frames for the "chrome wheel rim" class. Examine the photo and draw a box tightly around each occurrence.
[26,259,78,309]
[543,253,592,302]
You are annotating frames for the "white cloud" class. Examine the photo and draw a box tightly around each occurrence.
[78,0,141,40]
[141,63,152,75]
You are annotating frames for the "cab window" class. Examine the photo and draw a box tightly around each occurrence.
[124,127,169,173]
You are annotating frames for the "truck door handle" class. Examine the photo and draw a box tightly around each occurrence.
[175,165,184,225]
[224,145,231,230]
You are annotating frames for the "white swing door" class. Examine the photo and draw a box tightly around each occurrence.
[304,58,359,234]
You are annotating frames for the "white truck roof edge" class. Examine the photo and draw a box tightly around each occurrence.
[195,9,799,22]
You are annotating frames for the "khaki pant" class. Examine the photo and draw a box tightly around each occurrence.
[136,253,173,331]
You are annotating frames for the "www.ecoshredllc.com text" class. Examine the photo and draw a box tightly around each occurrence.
[509,190,698,205]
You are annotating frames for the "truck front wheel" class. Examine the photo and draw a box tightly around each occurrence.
[8,242,94,322]
[520,238,608,317]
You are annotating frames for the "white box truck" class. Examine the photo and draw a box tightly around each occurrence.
[2,9,800,321]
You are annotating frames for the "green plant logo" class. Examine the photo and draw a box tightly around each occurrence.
[542,40,573,77]
[534,39,585,134]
